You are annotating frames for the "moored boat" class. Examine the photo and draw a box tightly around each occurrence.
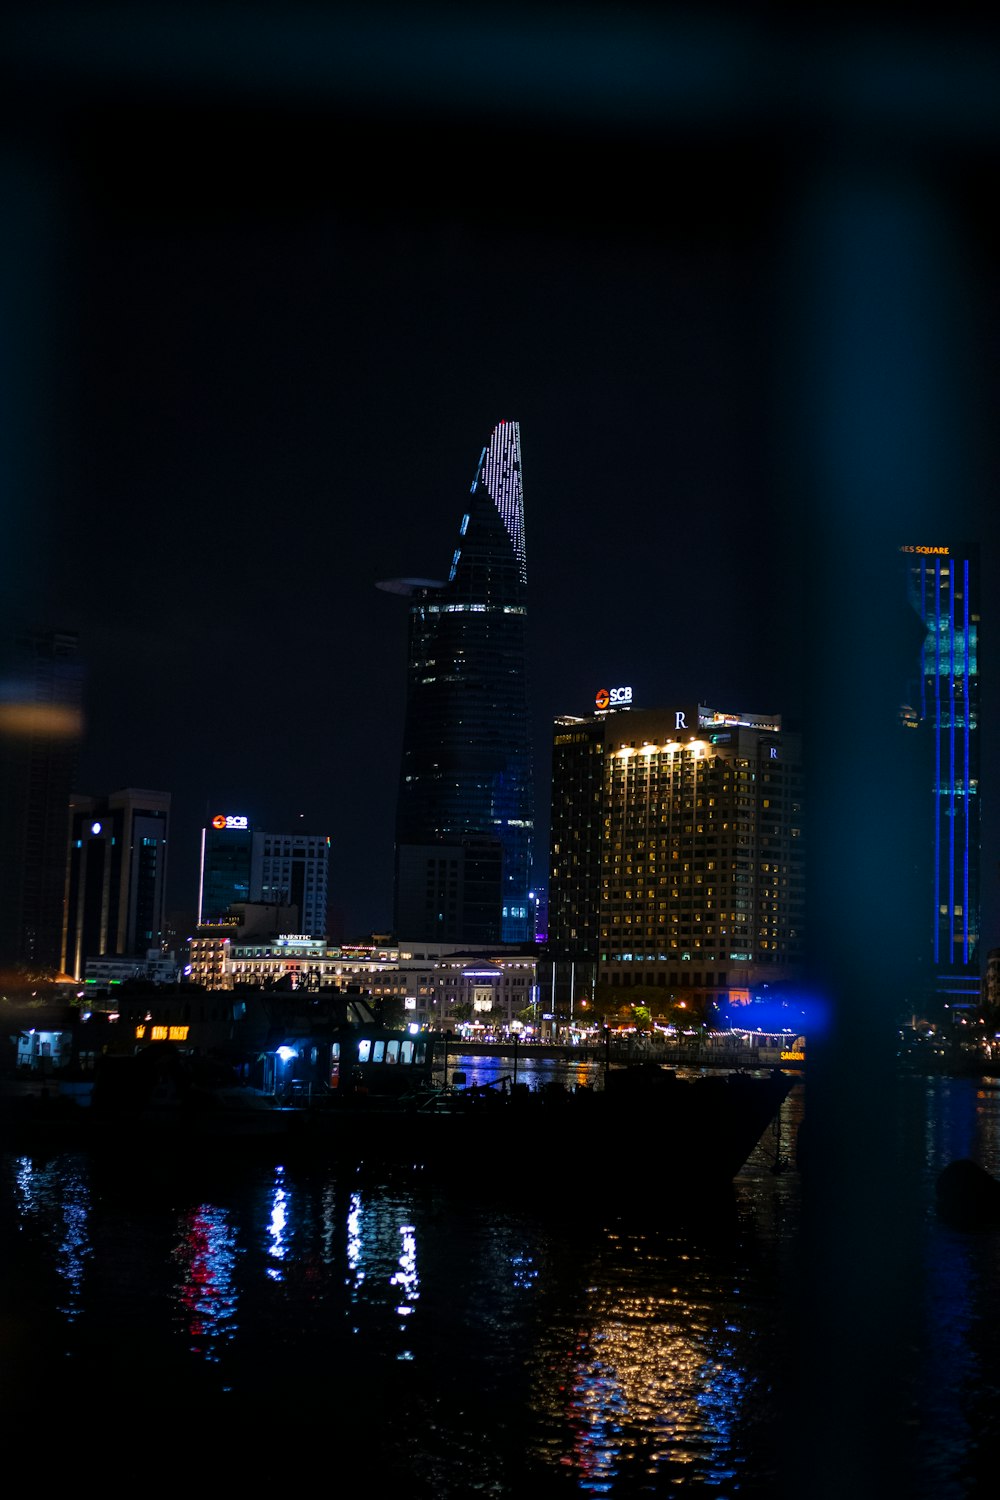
[4,1023,796,1205]
[303,1061,797,1197]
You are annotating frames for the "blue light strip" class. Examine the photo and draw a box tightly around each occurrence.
[933,559,941,966]
[948,555,956,966]
[919,559,927,721]
[963,554,970,960]
[935,558,941,966]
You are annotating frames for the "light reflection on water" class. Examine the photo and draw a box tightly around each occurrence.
[2,1067,1000,1495]
[171,1202,239,1364]
[12,1151,92,1324]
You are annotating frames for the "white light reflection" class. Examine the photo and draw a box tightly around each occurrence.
[13,1154,92,1324]
[390,1223,420,1358]
[267,1165,288,1280]
[346,1190,364,1290]
[343,1192,426,1358]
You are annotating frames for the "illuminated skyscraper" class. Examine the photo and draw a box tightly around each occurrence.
[548,693,805,1011]
[379,420,534,944]
[900,542,980,1011]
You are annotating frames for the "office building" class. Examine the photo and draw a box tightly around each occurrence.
[0,628,84,973]
[61,788,171,980]
[378,419,534,944]
[198,812,254,924]
[197,813,330,938]
[900,542,980,1013]
[548,692,805,1010]
[250,829,330,938]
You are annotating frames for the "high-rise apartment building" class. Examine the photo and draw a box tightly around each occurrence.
[548,693,805,1008]
[0,628,85,973]
[379,420,534,944]
[900,542,980,1012]
[197,812,330,938]
[61,788,170,980]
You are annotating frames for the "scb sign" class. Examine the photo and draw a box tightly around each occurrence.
[595,685,632,711]
[212,814,249,830]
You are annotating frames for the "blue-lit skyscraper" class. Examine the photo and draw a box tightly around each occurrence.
[379,420,534,945]
[901,542,980,1011]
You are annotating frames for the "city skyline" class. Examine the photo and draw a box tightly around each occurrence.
[3,10,998,965]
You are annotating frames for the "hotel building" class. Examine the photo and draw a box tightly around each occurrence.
[379,419,534,945]
[548,693,805,1010]
[187,927,539,1033]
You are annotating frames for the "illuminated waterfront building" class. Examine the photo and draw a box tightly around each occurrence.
[900,542,980,1012]
[548,693,806,1009]
[188,926,539,1033]
[61,788,171,980]
[379,419,534,945]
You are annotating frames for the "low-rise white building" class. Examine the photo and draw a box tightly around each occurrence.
[187,927,542,1033]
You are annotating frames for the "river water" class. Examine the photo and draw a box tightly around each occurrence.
[3,1058,1000,1497]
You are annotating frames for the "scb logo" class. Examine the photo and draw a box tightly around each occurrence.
[212,814,249,830]
[596,686,632,710]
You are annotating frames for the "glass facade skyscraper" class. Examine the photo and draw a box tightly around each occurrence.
[901,543,980,1006]
[198,814,254,924]
[379,420,534,944]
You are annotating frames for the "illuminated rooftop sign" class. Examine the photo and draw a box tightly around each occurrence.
[700,708,781,732]
[211,814,248,830]
[596,686,632,711]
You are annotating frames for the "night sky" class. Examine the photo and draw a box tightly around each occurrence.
[4,7,1000,950]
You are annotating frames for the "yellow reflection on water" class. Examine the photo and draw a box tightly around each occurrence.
[527,1232,753,1490]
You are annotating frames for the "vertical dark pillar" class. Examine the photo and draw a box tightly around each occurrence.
[777,153,980,1498]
